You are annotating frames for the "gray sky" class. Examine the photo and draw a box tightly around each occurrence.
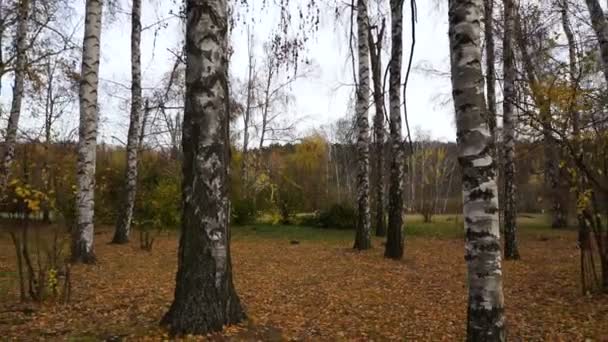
[6,0,456,145]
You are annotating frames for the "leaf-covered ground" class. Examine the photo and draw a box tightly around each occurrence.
[1,218,607,340]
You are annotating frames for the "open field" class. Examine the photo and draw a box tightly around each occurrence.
[0,215,607,340]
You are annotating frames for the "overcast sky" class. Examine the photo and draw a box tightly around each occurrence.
[6,0,456,145]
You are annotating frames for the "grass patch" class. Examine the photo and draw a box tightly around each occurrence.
[233,213,565,243]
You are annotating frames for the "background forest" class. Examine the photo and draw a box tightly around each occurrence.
[1,0,608,340]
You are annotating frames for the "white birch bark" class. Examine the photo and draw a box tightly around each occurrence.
[113,0,142,244]
[1,0,29,191]
[448,0,505,340]
[161,0,244,334]
[353,0,371,250]
[73,0,103,263]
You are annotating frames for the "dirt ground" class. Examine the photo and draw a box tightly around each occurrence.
[0,226,607,341]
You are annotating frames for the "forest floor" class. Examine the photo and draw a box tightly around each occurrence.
[0,215,607,341]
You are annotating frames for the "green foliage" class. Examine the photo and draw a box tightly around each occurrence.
[317,203,356,230]
[231,198,257,225]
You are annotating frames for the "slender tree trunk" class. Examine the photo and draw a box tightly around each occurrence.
[561,0,595,293]
[514,9,565,229]
[113,0,143,244]
[242,27,254,185]
[385,0,405,259]
[42,59,54,224]
[353,0,372,251]
[448,0,506,340]
[585,0,608,85]
[484,0,496,137]
[503,0,520,260]
[161,0,245,335]
[73,0,103,263]
[368,20,386,237]
[0,0,28,192]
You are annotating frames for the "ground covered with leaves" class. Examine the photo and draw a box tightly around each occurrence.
[1,217,607,340]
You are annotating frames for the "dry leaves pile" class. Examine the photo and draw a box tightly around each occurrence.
[0,228,606,340]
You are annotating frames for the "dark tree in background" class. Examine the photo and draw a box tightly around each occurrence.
[385,0,405,259]
[161,0,245,335]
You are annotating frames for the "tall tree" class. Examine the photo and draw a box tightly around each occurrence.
[0,0,29,192]
[161,0,245,334]
[112,0,143,244]
[385,0,404,259]
[368,19,386,237]
[448,0,506,340]
[502,0,520,260]
[353,0,372,250]
[73,0,103,263]
[514,6,566,229]
[585,0,608,85]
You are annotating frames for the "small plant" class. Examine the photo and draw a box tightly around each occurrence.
[318,203,356,230]
[6,179,71,303]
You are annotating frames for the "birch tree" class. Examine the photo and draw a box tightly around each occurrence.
[73,0,103,263]
[368,19,386,237]
[0,0,29,192]
[385,0,404,259]
[448,0,505,339]
[502,0,520,260]
[161,0,245,334]
[353,0,372,251]
[585,0,608,85]
[112,0,143,244]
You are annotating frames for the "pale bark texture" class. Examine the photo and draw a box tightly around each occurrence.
[161,0,245,335]
[73,0,103,263]
[113,0,143,244]
[502,0,520,260]
[448,0,506,340]
[353,0,372,251]
[585,0,608,85]
[385,0,405,259]
[0,0,28,192]
[368,20,386,237]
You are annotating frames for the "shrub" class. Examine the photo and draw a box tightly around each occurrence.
[231,198,256,225]
[318,203,356,230]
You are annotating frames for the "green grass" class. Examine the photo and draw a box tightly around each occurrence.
[232,213,562,243]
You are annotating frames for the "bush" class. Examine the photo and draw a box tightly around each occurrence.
[231,198,256,225]
[318,203,356,230]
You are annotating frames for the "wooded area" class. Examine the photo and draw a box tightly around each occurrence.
[0,0,607,340]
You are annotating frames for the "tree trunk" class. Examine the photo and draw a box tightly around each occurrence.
[385,0,405,259]
[113,0,143,244]
[368,20,386,237]
[585,0,608,85]
[514,8,566,229]
[502,0,520,260]
[353,0,372,251]
[0,0,28,192]
[161,0,245,335]
[42,59,54,224]
[448,0,506,340]
[73,0,103,263]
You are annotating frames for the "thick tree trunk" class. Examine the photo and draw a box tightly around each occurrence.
[585,0,608,85]
[385,0,405,259]
[448,0,506,340]
[0,0,28,192]
[161,0,245,335]
[368,20,386,237]
[353,0,372,251]
[113,0,143,244]
[502,0,520,260]
[73,0,103,263]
